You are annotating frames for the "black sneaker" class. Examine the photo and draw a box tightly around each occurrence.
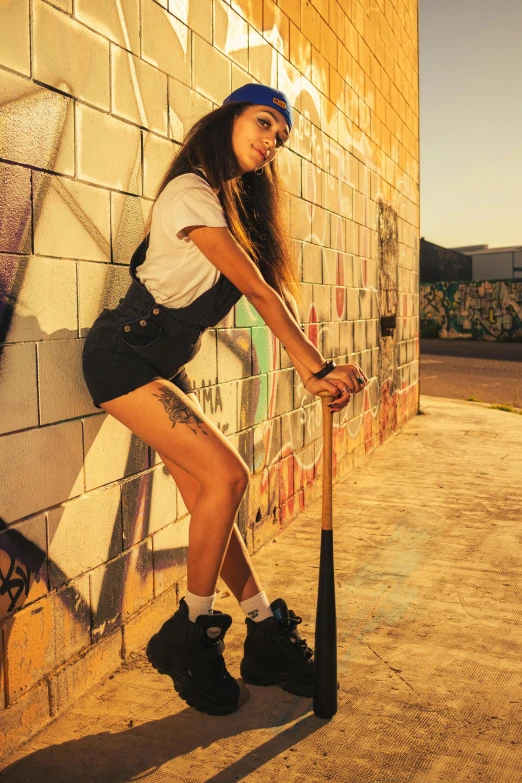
[240,598,315,697]
[146,597,240,715]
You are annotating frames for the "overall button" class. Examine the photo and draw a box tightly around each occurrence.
[124,325,131,332]
[152,307,159,315]
[140,319,147,326]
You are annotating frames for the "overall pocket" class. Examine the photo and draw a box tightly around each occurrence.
[120,315,162,348]
[117,313,200,378]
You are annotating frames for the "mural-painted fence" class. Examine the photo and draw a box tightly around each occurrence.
[420,280,522,341]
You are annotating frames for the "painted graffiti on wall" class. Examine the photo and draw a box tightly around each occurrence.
[420,280,522,341]
[0,1,420,739]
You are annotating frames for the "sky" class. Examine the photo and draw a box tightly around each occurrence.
[418,0,522,249]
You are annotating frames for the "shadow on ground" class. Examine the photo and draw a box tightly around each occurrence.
[0,683,322,783]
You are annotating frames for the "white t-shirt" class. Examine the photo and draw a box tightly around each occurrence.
[136,173,229,308]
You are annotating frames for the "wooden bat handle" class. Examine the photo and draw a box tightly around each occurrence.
[319,392,335,531]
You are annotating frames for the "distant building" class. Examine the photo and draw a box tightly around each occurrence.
[450,245,522,280]
[420,238,472,282]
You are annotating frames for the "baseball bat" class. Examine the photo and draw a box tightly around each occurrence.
[313,391,338,719]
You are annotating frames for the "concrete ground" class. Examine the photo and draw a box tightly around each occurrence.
[420,338,522,406]
[1,395,521,783]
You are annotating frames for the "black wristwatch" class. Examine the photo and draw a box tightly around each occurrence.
[312,360,336,379]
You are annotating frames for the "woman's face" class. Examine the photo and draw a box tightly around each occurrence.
[231,104,290,174]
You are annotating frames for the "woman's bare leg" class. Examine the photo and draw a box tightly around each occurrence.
[100,379,249,597]
[158,392,263,603]
[159,458,262,602]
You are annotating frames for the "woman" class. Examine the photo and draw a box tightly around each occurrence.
[82,83,367,716]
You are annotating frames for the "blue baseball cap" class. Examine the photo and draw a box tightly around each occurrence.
[222,83,293,132]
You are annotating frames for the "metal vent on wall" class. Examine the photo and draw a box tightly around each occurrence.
[380,314,397,336]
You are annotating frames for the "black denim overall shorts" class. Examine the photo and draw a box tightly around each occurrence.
[82,235,243,409]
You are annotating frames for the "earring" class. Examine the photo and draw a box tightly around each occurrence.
[256,168,264,176]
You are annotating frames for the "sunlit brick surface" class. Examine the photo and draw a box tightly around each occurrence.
[0,0,420,754]
[34,1,111,111]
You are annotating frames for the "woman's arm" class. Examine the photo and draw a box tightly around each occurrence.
[284,347,311,385]
[275,293,315,386]
[247,287,326,374]
[184,225,327,374]
[184,225,367,404]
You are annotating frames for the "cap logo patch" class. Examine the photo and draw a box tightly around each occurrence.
[206,627,221,639]
[273,97,287,109]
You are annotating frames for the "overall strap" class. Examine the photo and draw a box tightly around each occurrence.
[129,234,150,280]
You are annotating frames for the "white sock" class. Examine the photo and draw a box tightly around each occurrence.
[240,590,274,623]
[185,590,215,623]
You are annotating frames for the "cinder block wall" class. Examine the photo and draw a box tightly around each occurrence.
[421,280,522,341]
[0,0,420,753]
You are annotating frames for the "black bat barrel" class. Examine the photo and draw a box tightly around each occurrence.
[313,528,337,719]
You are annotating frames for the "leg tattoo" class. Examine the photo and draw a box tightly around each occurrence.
[153,387,208,435]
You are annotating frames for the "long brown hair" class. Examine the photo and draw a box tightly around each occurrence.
[152,101,301,317]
